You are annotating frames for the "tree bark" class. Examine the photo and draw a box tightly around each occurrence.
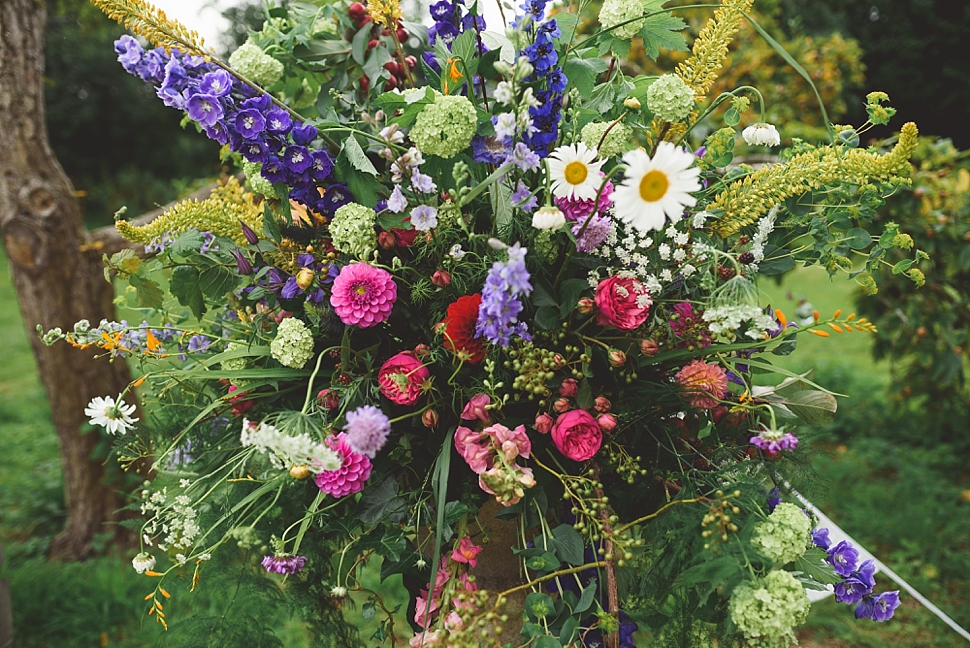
[0,0,135,560]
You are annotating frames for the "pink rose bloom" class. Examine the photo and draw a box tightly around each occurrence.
[551,409,603,462]
[559,378,578,398]
[594,275,651,331]
[460,393,491,422]
[314,433,372,497]
[330,262,397,328]
[675,359,728,410]
[454,426,491,474]
[451,536,483,568]
[486,423,531,463]
[378,351,430,405]
[534,412,554,434]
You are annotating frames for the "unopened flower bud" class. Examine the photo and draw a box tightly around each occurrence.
[531,205,565,231]
[432,269,452,287]
[553,397,570,413]
[295,267,315,290]
[378,230,397,249]
[534,412,553,434]
[623,96,641,110]
[232,248,253,275]
[577,298,595,314]
[316,388,339,411]
[559,378,578,398]
[640,339,659,356]
[414,344,431,359]
[594,396,611,413]
[422,408,439,428]
[289,464,311,479]
[608,349,626,367]
[597,413,617,433]
[239,219,259,245]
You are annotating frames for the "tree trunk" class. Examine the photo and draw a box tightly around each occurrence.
[0,0,135,560]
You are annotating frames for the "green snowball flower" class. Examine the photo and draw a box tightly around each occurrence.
[329,202,378,259]
[229,42,284,88]
[270,317,315,369]
[729,570,810,648]
[752,502,812,565]
[243,161,281,198]
[222,341,253,387]
[409,94,477,159]
[646,74,696,123]
[599,0,644,40]
[580,121,634,159]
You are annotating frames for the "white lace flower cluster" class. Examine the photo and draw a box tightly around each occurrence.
[140,487,201,552]
[241,419,341,473]
[751,503,812,564]
[748,205,779,273]
[703,304,778,340]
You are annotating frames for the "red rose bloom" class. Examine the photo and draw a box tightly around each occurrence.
[594,275,651,331]
[551,409,603,462]
[442,294,486,364]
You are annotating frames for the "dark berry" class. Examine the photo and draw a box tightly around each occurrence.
[348,2,366,21]
[739,251,756,265]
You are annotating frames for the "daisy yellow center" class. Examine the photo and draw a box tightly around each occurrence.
[639,170,669,202]
[564,161,589,185]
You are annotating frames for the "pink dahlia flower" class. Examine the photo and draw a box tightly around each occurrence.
[554,178,614,222]
[675,359,728,410]
[330,263,397,328]
[378,351,430,405]
[314,432,373,497]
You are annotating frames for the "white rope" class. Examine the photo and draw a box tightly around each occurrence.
[789,486,970,643]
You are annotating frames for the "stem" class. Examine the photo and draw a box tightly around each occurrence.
[591,464,620,648]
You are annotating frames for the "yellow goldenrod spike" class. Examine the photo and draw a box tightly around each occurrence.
[775,309,787,328]
[847,313,856,321]
[809,329,830,337]
[833,309,842,318]
[828,324,844,333]
[160,588,171,599]
[812,310,819,323]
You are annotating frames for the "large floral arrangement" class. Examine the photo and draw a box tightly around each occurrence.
[43,0,925,644]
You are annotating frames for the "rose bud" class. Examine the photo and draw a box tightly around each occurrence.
[289,464,311,479]
[316,389,339,411]
[422,409,439,428]
[534,412,554,434]
[378,230,397,249]
[295,267,315,290]
[553,397,570,413]
[577,298,595,314]
[608,349,626,367]
[552,354,566,369]
[559,378,578,398]
[594,396,611,413]
[597,413,617,433]
[640,339,660,356]
[431,270,452,287]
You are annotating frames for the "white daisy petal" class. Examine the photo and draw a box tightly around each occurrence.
[84,394,139,435]
[547,142,606,201]
[614,143,701,232]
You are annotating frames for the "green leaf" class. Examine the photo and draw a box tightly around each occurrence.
[758,245,796,276]
[128,274,164,309]
[793,548,840,585]
[169,265,205,319]
[845,228,872,250]
[361,602,377,621]
[724,107,740,126]
[678,556,741,606]
[638,1,688,60]
[480,31,515,63]
[574,578,597,614]
[535,305,561,330]
[534,636,562,648]
[377,529,408,563]
[351,26,370,66]
[563,54,609,97]
[891,259,914,275]
[532,280,559,308]
[576,378,594,410]
[358,478,407,524]
[342,135,379,176]
[560,278,587,318]
[559,616,579,645]
[199,265,238,300]
[362,46,393,86]
[784,390,837,425]
[169,229,205,258]
[263,202,281,244]
[525,592,556,621]
[526,552,561,573]
[550,524,585,565]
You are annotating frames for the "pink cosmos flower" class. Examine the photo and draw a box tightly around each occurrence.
[594,275,652,331]
[314,433,373,497]
[330,262,397,328]
[551,409,603,462]
[460,393,491,422]
[674,359,728,410]
[378,351,430,405]
[451,537,483,568]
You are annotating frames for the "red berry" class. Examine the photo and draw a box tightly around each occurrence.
[383,60,400,75]
[397,27,409,42]
[366,38,379,51]
[711,406,728,424]
[359,15,373,27]
[381,27,391,36]
[383,76,399,90]
[348,2,366,21]
[405,55,417,70]
[359,76,370,92]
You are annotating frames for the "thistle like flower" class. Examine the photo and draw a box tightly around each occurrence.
[261,554,308,575]
[343,405,391,458]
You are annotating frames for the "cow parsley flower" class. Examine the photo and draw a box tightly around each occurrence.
[752,502,812,564]
[614,143,700,232]
[729,570,810,648]
[270,317,315,369]
[241,419,341,472]
[84,395,138,435]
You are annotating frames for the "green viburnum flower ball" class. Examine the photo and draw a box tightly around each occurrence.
[221,341,252,386]
[646,74,696,123]
[329,203,378,259]
[580,121,634,159]
[598,0,644,40]
[409,94,477,159]
[729,570,810,648]
[229,42,284,88]
[752,502,812,565]
[271,317,315,369]
[243,161,281,197]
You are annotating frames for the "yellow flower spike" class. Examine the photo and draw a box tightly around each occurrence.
[828,324,844,333]
[809,329,830,337]
[833,309,842,318]
[160,588,171,599]
[775,309,787,328]
[812,310,819,323]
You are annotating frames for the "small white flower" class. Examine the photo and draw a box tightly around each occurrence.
[692,211,711,229]
[175,553,187,565]
[742,123,781,147]
[179,479,191,488]
[84,394,138,435]
[658,243,671,260]
[493,112,517,139]
[493,81,514,105]
[449,244,466,259]
[531,205,566,231]
[547,142,606,201]
[387,184,408,213]
[132,552,156,574]
[379,124,404,145]
[330,586,348,598]
[672,248,686,262]
[198,553,212,561]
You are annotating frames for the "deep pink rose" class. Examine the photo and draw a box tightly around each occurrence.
[534,412,554,434]
[378,351,430,405]
[594,275,651,331]
[597,413,617,433]
[551,409,603,462]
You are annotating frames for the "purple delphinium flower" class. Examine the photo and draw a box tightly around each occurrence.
[187,335,212,354]
[344,405,391,459]
[827,540,860,577]
[475,243,532,347]
[511,180,538,213]
[387,185,407,213]
[199,69,233,96]
[261,554,307,575]
[864,591,901,622]
[235,108,266,139]
[765,487,782,513]
[811,527,831,550]
[508,142,541,171]
[186,93,223,127]
[265,108,292,134]
[835,559,876,604]
[410,170,436,194]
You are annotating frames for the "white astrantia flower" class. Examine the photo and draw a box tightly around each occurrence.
[547,142,606,201]
[531,205,566,231]
[614,143,701,232]
[84,394,138,435]
[742,122,781,147]
[132,552,156,574]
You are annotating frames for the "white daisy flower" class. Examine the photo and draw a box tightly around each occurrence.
[84,394,138,435]
[742,123,781,147]
[613,143,701,232]
[547,142,606,201]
